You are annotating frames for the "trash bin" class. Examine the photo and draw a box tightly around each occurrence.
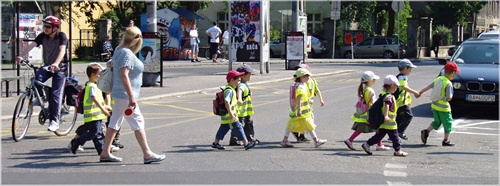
[286,60,301,70]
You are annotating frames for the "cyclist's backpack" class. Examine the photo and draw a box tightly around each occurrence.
[213,87,230,116]
[289,83,298,109]
[367,94,385,129]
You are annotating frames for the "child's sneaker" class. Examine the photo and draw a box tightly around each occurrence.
[442,140,455,146]
[361,142,372,155]
[314,139,327,148]
[421,129,429,145]
[244,141,256,150]
[280,141,294,147]
[211,142,225,150]
[344,139,356,150]
[376,145,391,151]
[394,150,408,157]
[111,145,120,152]
[67,142,84,152]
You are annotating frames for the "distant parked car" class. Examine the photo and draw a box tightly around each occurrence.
[438,38,498,110]
[478,30,499,39]
[269,36,327,58]
[339,37,406,59]
[447,41,462,56]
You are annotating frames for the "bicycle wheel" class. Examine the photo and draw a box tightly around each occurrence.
[12,92,33,142]
[205,49,211,60]
[54,103,77,136]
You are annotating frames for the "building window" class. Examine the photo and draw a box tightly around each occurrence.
[307,13,322,34]
[217,12,229,31]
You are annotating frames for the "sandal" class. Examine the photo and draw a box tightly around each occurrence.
[100,155,123,162]
[144,154,166,164]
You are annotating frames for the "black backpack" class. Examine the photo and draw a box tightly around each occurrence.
[392,74,405,102]
[367,93,386,129]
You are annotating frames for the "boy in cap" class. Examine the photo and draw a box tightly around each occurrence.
[229,65,259,145]
[292,64,325,142]
[211,70,256,150]
[394,59,421,140]
[418,62,460,146]
[361,75,408,157]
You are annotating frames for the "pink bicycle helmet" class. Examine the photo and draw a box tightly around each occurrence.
[42,16,61,27]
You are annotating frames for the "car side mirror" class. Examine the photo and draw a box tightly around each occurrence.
[438,58,447,65]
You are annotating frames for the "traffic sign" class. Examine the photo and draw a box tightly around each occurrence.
[331,0,341,20]
[391,0,404,12]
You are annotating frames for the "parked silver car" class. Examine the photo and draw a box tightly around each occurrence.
[270,36,328,58]
[339,37,405,59]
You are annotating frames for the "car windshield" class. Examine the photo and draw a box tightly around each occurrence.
[452,43,499,64]
[478,34,499,39]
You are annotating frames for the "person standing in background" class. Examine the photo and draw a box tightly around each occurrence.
[189,25,200,62]
[431,31,442,58]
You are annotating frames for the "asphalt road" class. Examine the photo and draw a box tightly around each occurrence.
[2,61,498,184]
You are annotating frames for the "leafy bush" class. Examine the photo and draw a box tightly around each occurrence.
[434,25,452,46]
[73,44,92,60]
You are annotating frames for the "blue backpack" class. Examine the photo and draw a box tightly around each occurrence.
[367,93,386,129]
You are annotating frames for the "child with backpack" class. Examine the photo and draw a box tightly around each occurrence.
[229,64,259,146]
[344,71,390,151]
[211,70,256,150]
[418,62,460,146]
[280,68,327,148]
[69,63,111,155]
[361,75,408,157]
[394,59,421,140]
[292,64,325,142]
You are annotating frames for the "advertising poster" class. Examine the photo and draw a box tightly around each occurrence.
[19,13,43,62]
[139,33,161,73]
[231,0,261,62]
[157,8,180,60]
[286,32,304,60]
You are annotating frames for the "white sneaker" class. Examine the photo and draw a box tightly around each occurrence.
[47,121,59,131]
[111,145,120,152]
[280,141,294,147]
[314,139,327,148]
[376,145,391,151]
[67,142,84,152]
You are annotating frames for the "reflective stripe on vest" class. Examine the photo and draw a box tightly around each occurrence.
[83,82,106,122]
[221,86,238,124]
[431,76,451,112]
[379,93,398,130]
[237,82,254,117]
[289,85,312,120]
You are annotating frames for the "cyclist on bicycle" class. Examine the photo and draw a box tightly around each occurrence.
[16,15,69,132]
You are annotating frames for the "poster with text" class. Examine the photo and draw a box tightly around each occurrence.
[231,0,261,62]
[139,33,161,73]
[19,13,43,63]
[286,32,304,60]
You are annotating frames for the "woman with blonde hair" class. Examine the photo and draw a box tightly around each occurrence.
[99,26,166,164]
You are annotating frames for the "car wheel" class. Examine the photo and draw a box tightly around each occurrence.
[344,51,352,59]
[383,51,394,59]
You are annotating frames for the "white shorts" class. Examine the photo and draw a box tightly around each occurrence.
[108,98,145,131]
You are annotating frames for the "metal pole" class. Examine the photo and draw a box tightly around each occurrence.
[69,1,72,77]
[332,19,336,59]
[16,1,20,95]
[397,2,400,59]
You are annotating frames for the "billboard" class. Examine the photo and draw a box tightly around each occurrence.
[230,1,261,62]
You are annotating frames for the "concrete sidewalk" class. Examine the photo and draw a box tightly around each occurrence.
[1,57,435,120]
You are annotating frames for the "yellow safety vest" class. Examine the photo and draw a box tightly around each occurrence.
[379,92,398,130]
[351,87,374,123]
[431,76,451,112]
[289,84,312,120]
[221,85,238,124]
[83,82,106,123]
[237,82,254,117]
[396,78,412,107]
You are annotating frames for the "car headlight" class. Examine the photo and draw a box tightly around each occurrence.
[453,82,462,89]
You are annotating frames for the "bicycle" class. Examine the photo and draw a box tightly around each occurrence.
[204,44,227,62]
[11,60,79,142]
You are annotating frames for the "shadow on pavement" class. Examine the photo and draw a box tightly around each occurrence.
[427,151,495,155]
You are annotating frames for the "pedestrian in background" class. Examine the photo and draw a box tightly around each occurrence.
[394,59,421,141]
[419,62,460,147]
[99,26,165,164]
[344,71,390,151]
[206,22,222,63]
[361,75,408,157]
[102,35,114,56]
[431,31,442,58]
[280,68,327,148]
[189,25,200,62]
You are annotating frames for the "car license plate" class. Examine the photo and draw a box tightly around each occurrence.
[466,94,496,102]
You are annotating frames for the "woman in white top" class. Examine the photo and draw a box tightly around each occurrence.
[189,25,200,62]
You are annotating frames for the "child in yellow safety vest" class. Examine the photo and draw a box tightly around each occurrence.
[280,68,327,148]
[292,64,325,142]
[418,62,460,146]
[69,63,111,155]
[211,70,256,150]
[229,65,260,146]
[344,71,391,151]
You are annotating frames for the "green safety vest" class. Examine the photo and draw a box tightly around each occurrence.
[379,92,398,130]
[431,76,451,112]
[289,84,312,120]
[83,82,106,123]
[237,82,254,117]
[351,87,374,123]
[220,85,238,124]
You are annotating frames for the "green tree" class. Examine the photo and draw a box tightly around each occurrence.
[424,1,487,28]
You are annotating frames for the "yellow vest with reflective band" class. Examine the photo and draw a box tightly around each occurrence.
[237,82,254,117]
[221,86,238,124]
[396,78,412,107]
[351,87,374,123]
[431,76,451,112]
[379,92,398,130]
[83,82,106,123]
[289,84,312,121]
[306,78,319,111]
